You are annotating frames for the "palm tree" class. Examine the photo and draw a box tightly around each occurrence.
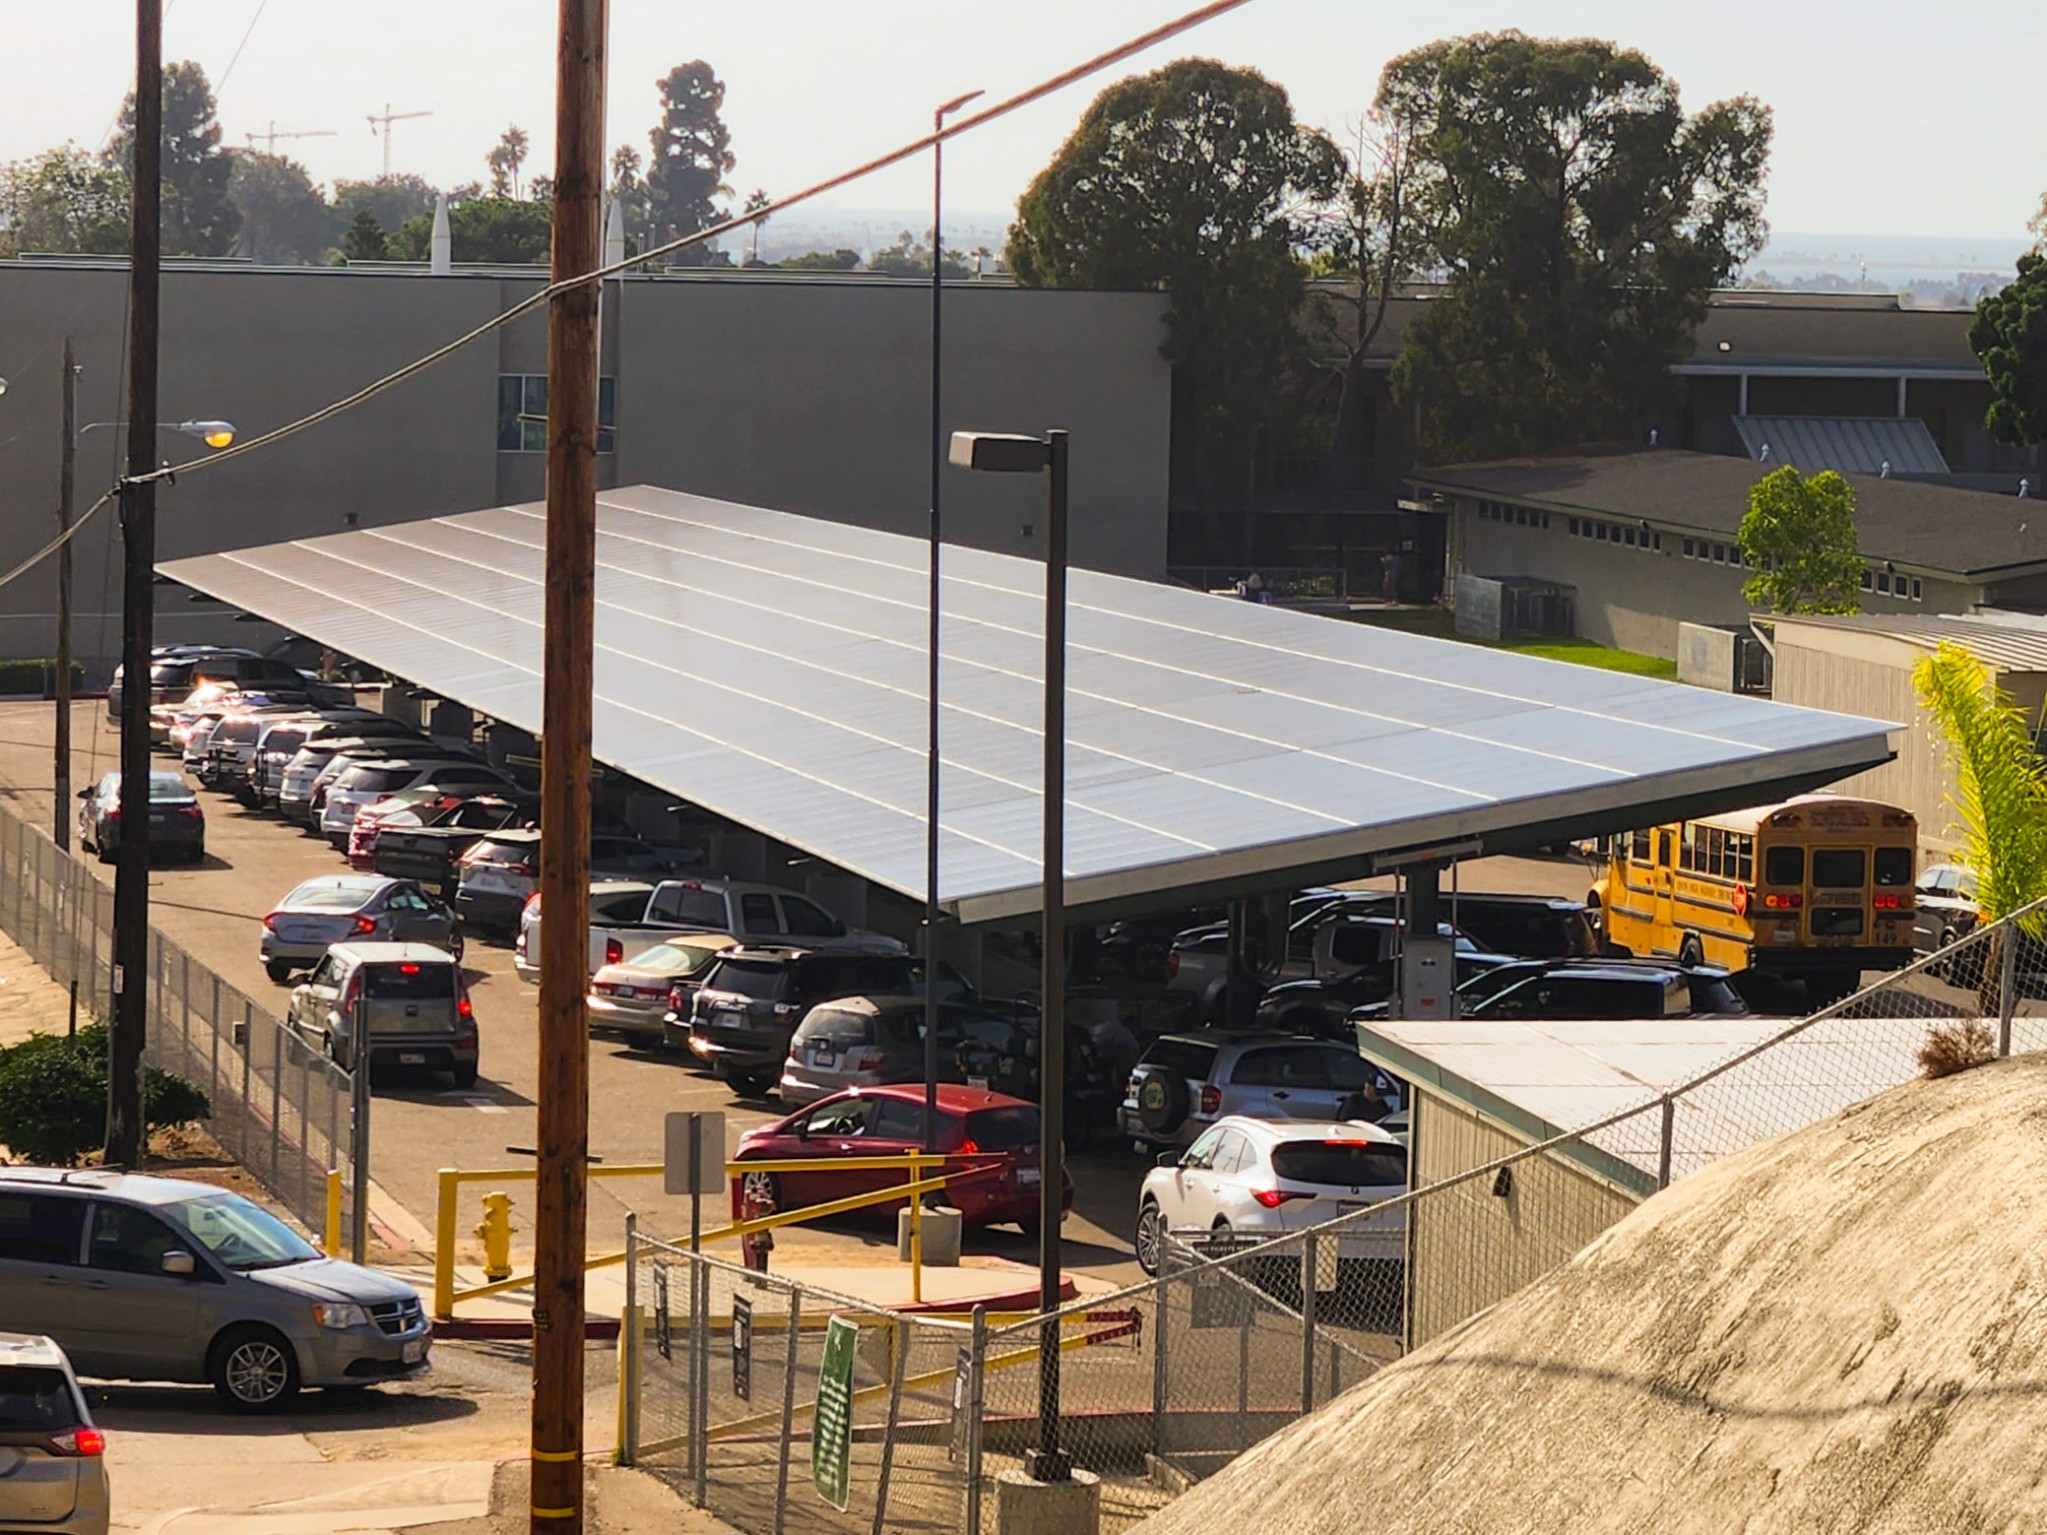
[1912,640,2047,1008]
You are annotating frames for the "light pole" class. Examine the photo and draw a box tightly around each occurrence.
[949,426,1071,1483]
[923,87,982,1155]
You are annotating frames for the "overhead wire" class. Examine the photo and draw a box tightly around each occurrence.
[215,0,270,93]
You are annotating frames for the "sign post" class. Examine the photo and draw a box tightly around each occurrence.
[813,1316,858,1512]
[664,1110,726,1253]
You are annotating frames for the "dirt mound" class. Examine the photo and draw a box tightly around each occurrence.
[1134,1054,2047,1535]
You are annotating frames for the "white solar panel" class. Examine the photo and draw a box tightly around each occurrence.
[159,486,1898,922]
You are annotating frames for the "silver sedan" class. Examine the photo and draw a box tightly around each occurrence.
[587,936,737,1038]
[258,874,461,982]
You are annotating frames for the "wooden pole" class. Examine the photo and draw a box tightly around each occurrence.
[54,336,75,849]
[108,0,161,1169]
[532,0,606,1529]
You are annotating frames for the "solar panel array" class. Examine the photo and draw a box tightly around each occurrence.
[161,485,1896,921]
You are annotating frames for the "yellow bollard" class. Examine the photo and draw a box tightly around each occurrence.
[474,1190,514,1282]
[324,1170,344,1257]
[433,1169,460,1320]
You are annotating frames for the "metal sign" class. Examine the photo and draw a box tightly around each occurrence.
[652,1261,672,1362]
[813,1316,858,1512]
[1190,1235,1252,1330]
[731,1296,752,1402]
[664,1111,727,1195]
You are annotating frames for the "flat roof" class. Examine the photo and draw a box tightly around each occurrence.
[160,486,1898,925]
[1357,1015,1932,1196]
[1766,610,2047,675]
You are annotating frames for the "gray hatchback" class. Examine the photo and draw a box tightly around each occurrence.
[0,1169,430,1413]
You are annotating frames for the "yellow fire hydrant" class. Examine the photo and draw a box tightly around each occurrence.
[475,1191,514,1283]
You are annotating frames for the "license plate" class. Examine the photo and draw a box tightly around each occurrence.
[403,1339,426,1364]
[811,1048,836,1066]
[1016,1166,1040,1185]
[399,1052,426,1064]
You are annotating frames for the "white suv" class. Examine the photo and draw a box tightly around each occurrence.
[1121,1033,1401,1151]
[0,1332,110,1534]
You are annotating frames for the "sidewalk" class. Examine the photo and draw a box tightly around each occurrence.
[0,924,80,1048]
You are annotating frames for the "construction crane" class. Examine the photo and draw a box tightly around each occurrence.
[245,122,337,153]
[367,103,433,179]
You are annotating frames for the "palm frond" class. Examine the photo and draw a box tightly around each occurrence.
[1913,641,2047,931]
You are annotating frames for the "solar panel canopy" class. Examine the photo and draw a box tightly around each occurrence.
[160,486,1898,924]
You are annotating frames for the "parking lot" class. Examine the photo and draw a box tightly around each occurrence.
[0,699,1152,1290]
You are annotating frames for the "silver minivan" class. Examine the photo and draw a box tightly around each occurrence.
[0,1332,110,1534]
[0,1170,430,1413]
[287,942,480,1085]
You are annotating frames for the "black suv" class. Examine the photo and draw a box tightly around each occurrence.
[682,947,970,1095]
[1349,956,1750,1027]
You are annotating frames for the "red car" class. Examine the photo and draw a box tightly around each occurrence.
[730,1083,1073,1233]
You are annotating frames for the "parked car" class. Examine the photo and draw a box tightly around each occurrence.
[1330,890,1600,960]
[773,998,1096,1115]
[684,947,971,1095]
[586,877,907,970]
[358,790,537,879]
[258,874,461,982]
[454,830,695,939]
[1134,1115,1408,1276]
[1257,943,1518,1037]
[245,713,394,810]
[587,935,739,1039]
[1913,863,1983,972]
[275,735,430,825]
[1169,911,1464,1022]
[285,942,479,1084]
[1456,957,1750,1021]
[729,1084,1071,1234]
[0,1331,110,1534]
[1120,1033,1399,1152]
[0,1168,431,1412]
[75,770,205,864]
[112,646,345,726]
[513,880,659,983]
[318,757,513,843]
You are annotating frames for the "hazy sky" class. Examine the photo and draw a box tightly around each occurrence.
[3,0,2043,241]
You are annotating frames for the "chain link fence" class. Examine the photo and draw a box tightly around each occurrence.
[0,797,357,1241]
[621,904,2047,1532]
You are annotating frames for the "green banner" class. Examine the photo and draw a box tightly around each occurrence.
[813,1315,857,1512]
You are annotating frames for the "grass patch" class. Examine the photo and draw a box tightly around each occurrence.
[1346,606,1679,680]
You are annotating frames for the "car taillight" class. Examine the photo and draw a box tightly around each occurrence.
[509,862,538,877]
[605,937,623,965]
[958,1138,980,1155]
[1199,1085,1222,1115]
[50,1427,106,1457]
[353,915,377,934]
[179,804,203,819]
[458,995,474,1019]
[1874,894,1905,910]
[1251,1188,1312,1209]
[523,893,542,915]
[848,1049,885,1071]
[262,913,280,932]
[593,982,616,996]
[105,805,120,819]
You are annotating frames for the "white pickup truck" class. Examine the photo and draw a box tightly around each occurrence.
[517,876,905,982]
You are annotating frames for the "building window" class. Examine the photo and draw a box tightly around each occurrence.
[1860,569,1874,591]
[1652,532,1663,552]
[497,374,617,454]
[1876,572,1891,595]
[1911,578,1923,601]
[1683,538,1695,558]
[1540,511,1551,529]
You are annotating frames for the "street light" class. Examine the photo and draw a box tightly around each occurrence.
[923,85,983,1157]
[950,426,1072,1485]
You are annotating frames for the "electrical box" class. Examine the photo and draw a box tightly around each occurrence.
[1399,935,1458,1020]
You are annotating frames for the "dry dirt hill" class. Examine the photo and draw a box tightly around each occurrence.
[1133,1053,2047,1535]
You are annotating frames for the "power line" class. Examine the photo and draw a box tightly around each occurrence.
[216,0,270,93]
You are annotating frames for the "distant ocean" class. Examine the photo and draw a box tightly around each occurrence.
[1742,231,2033,291]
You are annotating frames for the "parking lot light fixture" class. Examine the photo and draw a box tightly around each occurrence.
[950,425,1072,1484]
[175,419,236,449]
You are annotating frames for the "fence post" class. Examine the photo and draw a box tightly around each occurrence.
[692,1255,710,1509]
[1299,1233,1320,1414]
[1999,926,2019,1058]
[620,1214,640,1467]
[965,1305,987,1535]
[1657,1096,1675,1190]
[237,997,251,1164]
[869,1316,911,1535]
[1151,1245,1171,1459]
[772,1287,803,1535]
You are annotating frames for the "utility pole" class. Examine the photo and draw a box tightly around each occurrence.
[108,0,161,1169]
[366,104,433,180]
[54,337,75,850]
[532,0,605,1529]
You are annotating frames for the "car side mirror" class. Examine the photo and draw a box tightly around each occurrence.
[161,1250,196,1277]
[76,787,93,799]
[794,1122,810,1141]
[1157,1150,1182,1169]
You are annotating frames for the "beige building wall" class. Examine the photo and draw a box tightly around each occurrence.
[1406,1092,1643,1348]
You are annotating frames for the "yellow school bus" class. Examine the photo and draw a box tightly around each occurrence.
[1592,795,1917,1002]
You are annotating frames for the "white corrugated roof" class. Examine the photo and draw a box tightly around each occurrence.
[160,486,1898,923]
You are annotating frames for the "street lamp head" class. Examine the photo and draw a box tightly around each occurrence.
[950,431,1049,474]
[175,420,236,449]
[938,89,985,120]
[0,375,9,397]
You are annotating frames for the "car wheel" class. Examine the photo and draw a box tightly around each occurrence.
[1017,1217,1042,1240]
[446,929,465,963]
[265,961,294,985]
[210,1324,301,1413]
[1135,1200,1165,1276]
[450,1061,479,1089]
[740,1170,781,1209]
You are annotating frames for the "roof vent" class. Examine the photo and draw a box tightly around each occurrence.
[2022,478,2032,499]
[1759,443,1771,462]
[1880,460,1891,479]
[1648,427,1659,447]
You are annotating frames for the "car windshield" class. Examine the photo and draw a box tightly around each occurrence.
[1271,1141,1408,1188]
[793,1008,874,1047]
[0,1365,81,1431]
[337,766,408,795]
[631,942,723,975]
[707,959,786,1001]
[283,880,379,913]
[162,1191,317,1271]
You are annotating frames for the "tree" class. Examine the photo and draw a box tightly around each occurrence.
[1009,59,1344,529]
[776,248,861,271]
[646,61,735,265]
[331,174,438,236]
[107,59,241,257]
[487,124,530,199]
[226,149,332,263]
[1379,32,1772,460]
[1969,252,2047,448]
[864,228,971,278]
[741,187,771,265]
[0,145,129,256]
[1736,466,1861,614]
[388,196,550,263]
[609,144,652,249]
[340,207,388,262]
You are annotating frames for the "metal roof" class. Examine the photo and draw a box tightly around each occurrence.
[1357,1016,1933,1195]
[1733,415,1949,475]
[160,486,1899,925]
[1767,610,2047,675]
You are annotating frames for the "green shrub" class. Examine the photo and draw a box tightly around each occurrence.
[0,659,85,697]
[0,1023,211,1166]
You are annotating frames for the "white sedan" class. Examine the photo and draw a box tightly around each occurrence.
[1134,1114,1408,1275]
